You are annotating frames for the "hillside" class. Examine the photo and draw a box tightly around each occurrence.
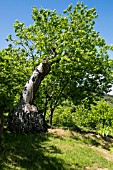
[1,128,113,170]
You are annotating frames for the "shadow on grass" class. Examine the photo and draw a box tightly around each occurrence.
[52,125,113,151]
[1,130,66,170]
[71,126,113,150]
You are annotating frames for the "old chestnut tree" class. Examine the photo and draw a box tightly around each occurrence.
[2,2,112,132]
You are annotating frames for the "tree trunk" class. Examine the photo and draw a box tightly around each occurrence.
[0,108,3,152]
[44,92,48,121]
[43,98,48,123]
[8,60,51,133]
[49,108,54,127]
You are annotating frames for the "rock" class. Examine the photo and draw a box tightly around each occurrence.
[8,104,47,133]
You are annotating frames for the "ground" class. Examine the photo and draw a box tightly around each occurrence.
[48,128,113,169]
[1,127,113,170]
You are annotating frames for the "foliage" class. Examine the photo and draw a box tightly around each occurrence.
[35,73,69,119]
[104,94,113,104]
[5,2,113,110]
[75,99,113,136]
[52,105,74,127]
[0,47,32,111]
[51,98,113,137]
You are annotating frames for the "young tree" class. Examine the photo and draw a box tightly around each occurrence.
[36,73,68,126]
[6,2,112,132]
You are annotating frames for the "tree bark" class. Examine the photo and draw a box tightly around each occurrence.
[8,60,52,133]
[49,108,54,127]
[0,108,3,152]
[43,97,48,123]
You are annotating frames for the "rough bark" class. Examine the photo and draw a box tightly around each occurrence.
[8,60,52,133]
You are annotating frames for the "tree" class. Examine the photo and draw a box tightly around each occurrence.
[36,72,69,126]
[6,2,112,132]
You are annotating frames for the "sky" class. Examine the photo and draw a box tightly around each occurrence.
[0,0,113,54]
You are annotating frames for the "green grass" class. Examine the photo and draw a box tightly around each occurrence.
[1,128,113,170]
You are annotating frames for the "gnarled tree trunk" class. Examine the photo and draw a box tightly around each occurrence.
[8,59,52,133]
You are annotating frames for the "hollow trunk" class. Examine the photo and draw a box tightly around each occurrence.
[8,60,51,133]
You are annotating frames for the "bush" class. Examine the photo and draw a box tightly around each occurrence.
[52,105,75,127]
[52,99,113,136]
[75,99,113,135]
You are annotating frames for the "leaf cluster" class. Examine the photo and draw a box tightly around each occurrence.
[0,47,32,110]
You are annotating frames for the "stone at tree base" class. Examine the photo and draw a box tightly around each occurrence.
[8,103,47,133]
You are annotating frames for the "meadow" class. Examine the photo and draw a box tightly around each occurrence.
[1,128,113,170]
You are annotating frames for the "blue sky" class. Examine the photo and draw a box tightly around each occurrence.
[0,0,113,57]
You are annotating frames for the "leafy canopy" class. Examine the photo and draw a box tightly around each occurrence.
[3,2,113,108]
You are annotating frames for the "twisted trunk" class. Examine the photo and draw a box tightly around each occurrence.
[8,60,51,133]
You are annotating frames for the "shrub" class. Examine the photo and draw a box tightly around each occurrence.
[52,105,74,127]
[75,99,113,135]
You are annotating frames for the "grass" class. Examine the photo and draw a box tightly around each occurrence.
[1,128,113,170]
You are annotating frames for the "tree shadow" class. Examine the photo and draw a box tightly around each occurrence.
[71,126,113,150]
[1,130,66,170]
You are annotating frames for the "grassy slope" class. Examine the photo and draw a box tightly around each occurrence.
[1,128,113,170]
